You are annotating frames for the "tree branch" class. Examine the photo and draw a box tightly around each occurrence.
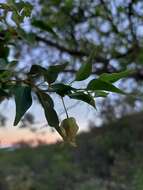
[36,36,87,57]
[100,0,119,34]
[36,35,134,64]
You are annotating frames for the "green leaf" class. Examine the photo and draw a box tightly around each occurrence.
[44,63,68,84]
[32,20,57,36]
[68,92,96,108]
[0,45,9,60]
[75,48,96,81]
[28,64,46,76]
[87,79,125,94]
[75,63,92,81]
[50,83,74,96]
[0,89,9,97]
[60,117,79,146]
[0,89,9,102]
[44,106,59,127]
[7,0,15,3]
[17,29,35,43]
[94,91,109,97]
[99,70,133,83]
[0,3,12,11]
[0,69,12,81]
[37,90,54,107]
[65,0,73,9]
[52,0,61,5]
[12,11,22,25]
[13,85,32,126]
[37,91,59,127]
[29,63,67,83]
[22,2,33,17]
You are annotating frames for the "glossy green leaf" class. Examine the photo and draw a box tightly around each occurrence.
[13,86,32,126]
[37,91,59,127]
[94,91,109,97]
[44,63,68,84]
[99,70,133,83]
[87,79,125,94]
[75,63,92,81]
[50,83,74,96]
[69,92,95,108]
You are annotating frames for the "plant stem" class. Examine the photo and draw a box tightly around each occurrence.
[61,97,69,118]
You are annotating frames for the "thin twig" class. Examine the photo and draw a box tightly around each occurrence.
[61,97,69,118]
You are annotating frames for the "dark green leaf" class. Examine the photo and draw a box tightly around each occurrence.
[65,0,73,9]
[0,69,12,81]
[13,85,32,126]
[28,64,46,76]
[75,63,92,81]
[29,63,67,83]
[52,0,61,5]
[87,79,125,94]
[99,70,133,83]
[37,91,59,127]
[17,29,36,43]
[94,91,109,97]
[0,3,12,11]
[44,63,68,84]
[32,20,57,36]
[0,45,9,60]
[69,92,95,108]
[22,2,33,17]
[50,83,75,96]
[44,106,59,127]
[0,89,9,97]
[75,48,96,81]
[37,91,54,107]
[0,89,9,102]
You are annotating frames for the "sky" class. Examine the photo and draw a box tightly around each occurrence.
[0,91,100,145]
[0,128,61,145]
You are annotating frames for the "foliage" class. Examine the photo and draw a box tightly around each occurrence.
[0,0,133,143]
[0,112,142,189]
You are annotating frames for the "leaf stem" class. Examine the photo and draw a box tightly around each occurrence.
[61,97,69,118]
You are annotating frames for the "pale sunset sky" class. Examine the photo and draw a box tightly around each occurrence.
[0,93,100,145]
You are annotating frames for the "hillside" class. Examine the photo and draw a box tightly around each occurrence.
[0,112,143,190]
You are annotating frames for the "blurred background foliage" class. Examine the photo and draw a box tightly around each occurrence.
[0,112,142,189]
[1,0,143,189]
